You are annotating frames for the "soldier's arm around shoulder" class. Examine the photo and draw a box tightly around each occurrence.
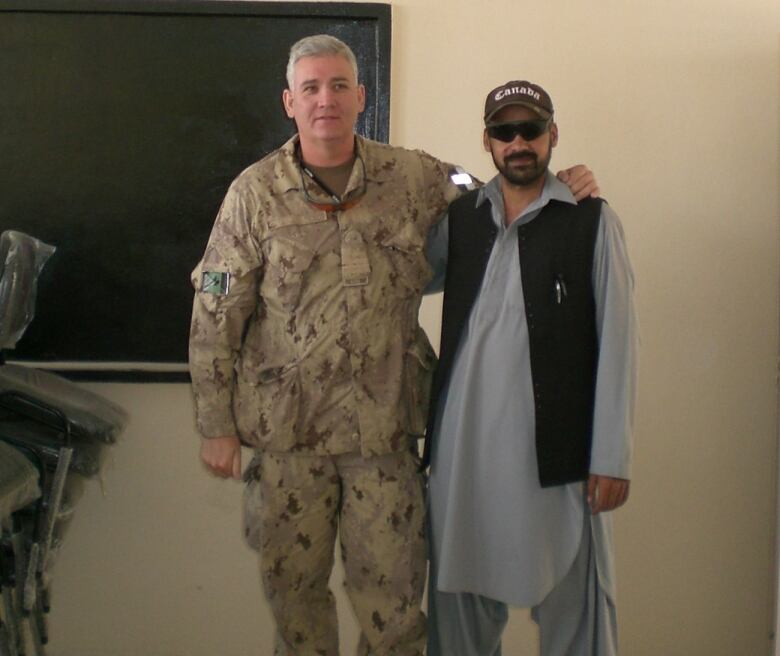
[415,150,480,225]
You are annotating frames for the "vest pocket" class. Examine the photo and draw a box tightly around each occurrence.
[234,363,301,450]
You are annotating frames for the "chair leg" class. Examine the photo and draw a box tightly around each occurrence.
[32,594,47,647]
[0,620,13,656]
[39,448,72,575]
[0,530,20,656]
[23,612,44,656]
[9,529,26,656]
[0,583,18,656]
[21,545,38,617]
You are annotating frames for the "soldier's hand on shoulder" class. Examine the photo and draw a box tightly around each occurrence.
[200,435,242,480]
[587,474,630,514]
[557,165,600,201]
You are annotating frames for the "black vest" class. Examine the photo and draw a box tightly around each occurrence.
[423,189,603,487]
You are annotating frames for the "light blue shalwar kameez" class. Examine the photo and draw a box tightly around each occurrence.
[424,173,638,656]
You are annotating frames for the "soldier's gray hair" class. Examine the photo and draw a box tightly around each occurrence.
[286,34,359,89]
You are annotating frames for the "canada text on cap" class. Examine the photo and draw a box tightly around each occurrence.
[484,81,554,123]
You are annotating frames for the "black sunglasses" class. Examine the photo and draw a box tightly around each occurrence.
[486,119,551,143]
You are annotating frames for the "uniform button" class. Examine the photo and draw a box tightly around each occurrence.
[352,432,360,440]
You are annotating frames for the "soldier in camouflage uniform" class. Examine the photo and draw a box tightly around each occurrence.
[189,35,597,656]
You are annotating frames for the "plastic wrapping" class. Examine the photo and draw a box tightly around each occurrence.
[0,415,107,478]
[51,472,85,519]
[0,441,40,518]
[0,364,128,444]
[0,230,56,350]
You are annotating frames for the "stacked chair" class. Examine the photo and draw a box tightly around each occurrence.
[0,230,127,655]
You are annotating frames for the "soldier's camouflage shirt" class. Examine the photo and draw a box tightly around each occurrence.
[189,135,462,456]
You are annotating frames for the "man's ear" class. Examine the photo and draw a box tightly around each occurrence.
[550,122,558,148]
[483,129,491,152]
[282,88,295,119]
[357,84,366,113]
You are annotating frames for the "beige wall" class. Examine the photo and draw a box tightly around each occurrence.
[43,1,779,654]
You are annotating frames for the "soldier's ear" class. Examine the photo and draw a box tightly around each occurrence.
[357,84,366,113]
[282,89,295,119]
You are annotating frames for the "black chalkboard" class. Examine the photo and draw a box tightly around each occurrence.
[0,0,391,381]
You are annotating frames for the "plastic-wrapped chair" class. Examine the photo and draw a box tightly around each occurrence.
[0,437,47,656]
[0,230,128,656]
[0,441,41,656]
[0,231,53,656]
[0,394,73,656]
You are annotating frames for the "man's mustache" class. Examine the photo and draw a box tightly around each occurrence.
[505,151,537,163]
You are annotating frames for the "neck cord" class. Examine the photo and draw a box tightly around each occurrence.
[296,142,366,212]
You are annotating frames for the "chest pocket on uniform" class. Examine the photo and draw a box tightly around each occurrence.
[262,237,316,312]
[380,225,431,298]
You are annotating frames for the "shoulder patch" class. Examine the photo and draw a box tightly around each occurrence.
[201,271,231,295]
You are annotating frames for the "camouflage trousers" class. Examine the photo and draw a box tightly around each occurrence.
[243,449,427,656]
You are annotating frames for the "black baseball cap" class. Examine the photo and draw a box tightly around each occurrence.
[484,80,554,123]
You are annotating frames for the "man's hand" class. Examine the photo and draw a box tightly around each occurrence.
[200,435,242,480]
[587,474,629,514]
[557,165,600,201]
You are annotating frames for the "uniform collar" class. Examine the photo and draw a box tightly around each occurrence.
[273,134,391,198]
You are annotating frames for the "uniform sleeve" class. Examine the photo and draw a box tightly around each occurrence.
[589,203,639,479]
[418,151,475,229]
[189,180,264,439]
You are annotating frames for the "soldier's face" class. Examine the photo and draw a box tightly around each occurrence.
[483,105,558,187]
[282,55,366,149]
